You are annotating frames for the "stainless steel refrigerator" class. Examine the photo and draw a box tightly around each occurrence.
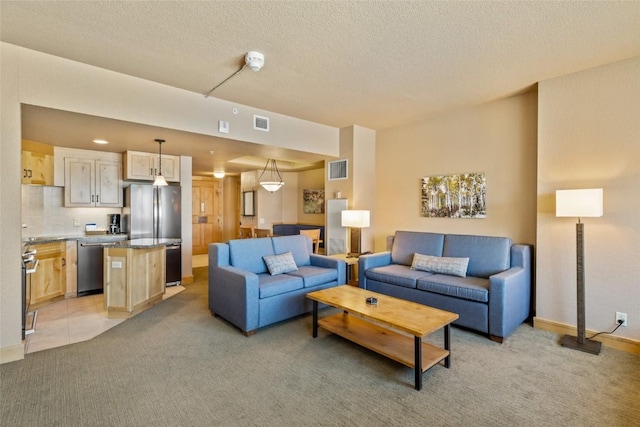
[124,184,182,285]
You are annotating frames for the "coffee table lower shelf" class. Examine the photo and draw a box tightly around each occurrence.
[318,313,449,373]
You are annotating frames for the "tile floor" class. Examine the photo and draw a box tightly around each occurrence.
[26,285,185,354]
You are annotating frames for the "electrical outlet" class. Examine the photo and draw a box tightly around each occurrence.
[74,218,80,227]
[616,312,627,327]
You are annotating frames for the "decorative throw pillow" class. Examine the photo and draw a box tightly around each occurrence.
[410,253,469,278]
[263,252,298,276]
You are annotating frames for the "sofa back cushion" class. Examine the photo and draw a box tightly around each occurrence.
[272,235,312,267]
[443,234,512,278]
[228,237,275,274]
[391,231,445,266]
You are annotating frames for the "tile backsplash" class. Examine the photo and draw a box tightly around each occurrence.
[22,185,122,238]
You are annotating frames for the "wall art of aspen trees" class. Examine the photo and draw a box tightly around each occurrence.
[420,172,486,218]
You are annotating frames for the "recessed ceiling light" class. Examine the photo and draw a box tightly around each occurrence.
[93,139,109,144]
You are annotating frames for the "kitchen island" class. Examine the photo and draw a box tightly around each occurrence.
[103,238,181,317]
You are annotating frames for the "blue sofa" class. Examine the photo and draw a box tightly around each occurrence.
[209,235,346,335]
[359,231,532,342]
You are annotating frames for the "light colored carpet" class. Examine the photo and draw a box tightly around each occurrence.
[2,268,639,426]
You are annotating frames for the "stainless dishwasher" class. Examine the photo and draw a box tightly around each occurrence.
[77,241,116,296]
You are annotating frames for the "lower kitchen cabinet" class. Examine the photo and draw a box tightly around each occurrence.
[103,246,165,316]
[28,242,66,308]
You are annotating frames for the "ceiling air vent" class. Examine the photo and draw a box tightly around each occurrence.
[253,115,269,132]
[328,159,348,180]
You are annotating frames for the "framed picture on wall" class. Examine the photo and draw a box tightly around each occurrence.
[242,190,255,216]
[303,189,325,214]
[420,172,486,218]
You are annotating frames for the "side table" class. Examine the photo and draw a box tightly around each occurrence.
[330,254,359,286]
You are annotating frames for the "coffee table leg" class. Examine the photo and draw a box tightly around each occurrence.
[414,336,422,390]
[312,300,318,338]
[444,324,451,369]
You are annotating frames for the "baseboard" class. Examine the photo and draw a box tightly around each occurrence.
[181,275,194,285]
[0,342,25,364]
[534,317,640,355]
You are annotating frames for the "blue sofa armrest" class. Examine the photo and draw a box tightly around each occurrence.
[209,250,260,333]
[488,244,532,339]
[358,251,392,289]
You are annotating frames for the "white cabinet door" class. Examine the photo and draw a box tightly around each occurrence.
[157,154,180,182]
[125,151,155,180]
[65,158,95,207]
[65,157,123,207]
[124,151,180,182]
[96,161,122,207]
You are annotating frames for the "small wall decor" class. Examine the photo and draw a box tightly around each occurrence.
[421,172,486,218]
[242,190,255,216]
[303,189,325,214]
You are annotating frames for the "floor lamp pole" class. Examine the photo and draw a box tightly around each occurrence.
[561,220,602,355]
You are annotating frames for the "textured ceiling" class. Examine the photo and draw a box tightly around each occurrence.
[2,1,640,175]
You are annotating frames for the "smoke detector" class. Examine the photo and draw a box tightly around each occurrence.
[245,51,265,72]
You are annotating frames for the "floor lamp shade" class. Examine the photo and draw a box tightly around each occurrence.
[341,210,370,255]
[556,188,603,355]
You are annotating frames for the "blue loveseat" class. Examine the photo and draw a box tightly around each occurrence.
[359,231,532,342]
[209,235,346,335]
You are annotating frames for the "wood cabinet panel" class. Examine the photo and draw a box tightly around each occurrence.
[22,140,54,185]
[28,242,65,307]
[104,246,165,316]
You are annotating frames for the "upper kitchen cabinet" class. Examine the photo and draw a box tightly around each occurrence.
[123,151,180,182]
[21,140,54,185]
[64,157,123,207]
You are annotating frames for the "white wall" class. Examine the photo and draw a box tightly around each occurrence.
[375,92,538,251]
[537,56,640,342]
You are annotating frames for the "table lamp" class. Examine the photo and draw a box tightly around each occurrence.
[341,210,370,256]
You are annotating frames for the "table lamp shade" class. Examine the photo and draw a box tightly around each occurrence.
[556,189,603,218]
[341,210,370,228]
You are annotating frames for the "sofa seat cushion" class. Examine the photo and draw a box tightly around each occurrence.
[416,274,489,303]
[258,273,304,299]
[365,264,433,289]
[287,265,338,288]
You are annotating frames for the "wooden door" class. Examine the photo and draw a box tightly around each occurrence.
[96,160,123,207]
[192,178,222,255]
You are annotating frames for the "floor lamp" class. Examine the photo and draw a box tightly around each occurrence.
[341,210,370,256]
[556,188,603,355]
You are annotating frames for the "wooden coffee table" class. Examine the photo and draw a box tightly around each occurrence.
[307,285,459,390]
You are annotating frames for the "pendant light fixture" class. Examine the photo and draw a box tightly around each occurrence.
[258,159,284,192]
[153,139,168,186]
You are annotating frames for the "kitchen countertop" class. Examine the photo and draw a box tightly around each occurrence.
[23,235,181,248]
[23,234,129,246]
[109,238,182,249]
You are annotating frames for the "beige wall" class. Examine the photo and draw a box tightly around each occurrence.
[297,168,325,225]
[375,92,538,251]
[0,43,25,362]
[537,56,640,341]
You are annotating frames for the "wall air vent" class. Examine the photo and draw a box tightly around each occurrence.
[253,115,269,131]
[328,159,348,180]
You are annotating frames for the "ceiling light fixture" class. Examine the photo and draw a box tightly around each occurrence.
[92,139,109,144]
[258,159,284,193]
[204,51,265,98]
[153,138,168,186]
